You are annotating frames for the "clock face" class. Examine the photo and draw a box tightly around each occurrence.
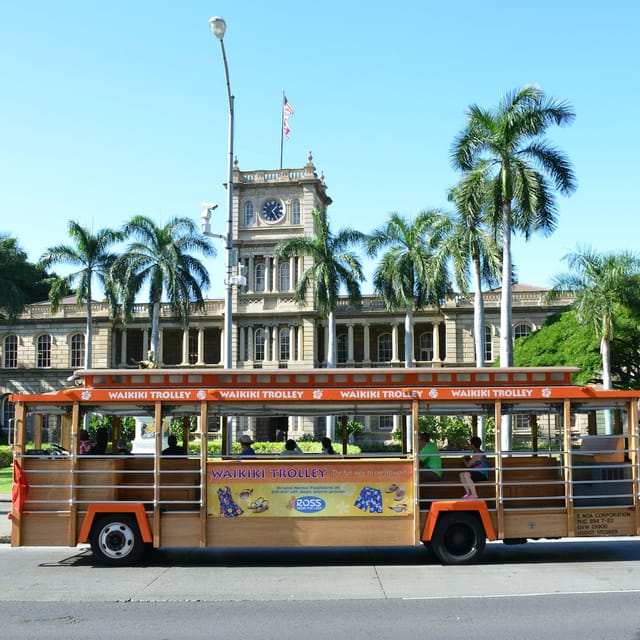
[261,199,284,222]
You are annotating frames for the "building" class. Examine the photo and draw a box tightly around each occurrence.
[0,157,572,443]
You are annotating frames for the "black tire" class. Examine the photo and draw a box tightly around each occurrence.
[89,514,145,566]
[431,512,486,565]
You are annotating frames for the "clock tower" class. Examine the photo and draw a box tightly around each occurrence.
[229,152,332,370]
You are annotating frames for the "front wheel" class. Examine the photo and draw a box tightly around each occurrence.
[89,514,145,566]
[430,512,486,565]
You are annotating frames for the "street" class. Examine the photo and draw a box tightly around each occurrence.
[2,538,640,639]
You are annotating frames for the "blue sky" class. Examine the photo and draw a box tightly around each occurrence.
[1,1,637,299]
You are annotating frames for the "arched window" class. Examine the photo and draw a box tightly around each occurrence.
[70,333,85,368]
[418,332,433,362]
[244,202,254,227]
[1,396,15,441]
[37,334,52,368]
[514,323,532,341]
[292,199,301,224]
[279,262,290,292]
[378,333,392,363]
[254,328,265,362]
[3,335,17,368]
[279,328,290,362]
[484,325,494,363]
[255,262,265,292]
[337,333,348,364]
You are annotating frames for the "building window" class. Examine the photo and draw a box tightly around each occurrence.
[244,202,254,227]
[37,334,52,368]
[378,416,394,431]
[279,262,290,292]
[255,262,265,292]
[514,323,532,341]
[337,334,348,364]
[279,328,290,362]
[3,335,17,368]
[255,328,265,362]
[1,397,14,442]
[418,332,433,362]
[378,333,392,362]
[70,333,85,368]
[484,325,494,363]
[292,199,301,224]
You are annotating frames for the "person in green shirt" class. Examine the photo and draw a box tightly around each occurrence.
[418,432,442,481]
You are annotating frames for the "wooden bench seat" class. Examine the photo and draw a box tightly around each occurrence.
[420,455,564,509]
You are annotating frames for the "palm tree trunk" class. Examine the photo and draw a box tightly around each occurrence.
[472,257,485,368]
[150,301,161,364]
[84,289,92,370]
[404,308,414,367]
[500,200,513,451]
[326,311,337,368]
[601,336,613,434]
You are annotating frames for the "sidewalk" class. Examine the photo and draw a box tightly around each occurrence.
[0,493,12,542]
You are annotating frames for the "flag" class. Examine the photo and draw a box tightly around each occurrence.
[9,460,29,518]
[283,96,294,140]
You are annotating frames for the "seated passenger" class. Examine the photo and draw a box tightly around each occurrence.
[88,427,108,455]
[280,438,304,456]
[162,434,185,456]
[460,436,489,499]
[79,429,95,455]
[238,434,256,456]
[418,432,442,481]
[321,437,336,454]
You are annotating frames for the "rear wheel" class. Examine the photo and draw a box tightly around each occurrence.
[431,512,486,565]
[89,514,145,566]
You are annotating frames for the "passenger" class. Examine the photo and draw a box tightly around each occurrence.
[238,434,256,456]
[89,427,108,455]
[418,432,442,481]
[280,438,303,456]
[460,436,489,499]
[116,438,132,455]
[79,429,95,455]
[162,434,184,455]
[321,437,336,455]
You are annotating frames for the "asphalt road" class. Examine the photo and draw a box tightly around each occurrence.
[2,537,640,639]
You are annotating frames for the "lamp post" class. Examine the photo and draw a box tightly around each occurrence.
[209,16,234,370]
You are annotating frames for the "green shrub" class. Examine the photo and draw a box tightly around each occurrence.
[0,446,12,468]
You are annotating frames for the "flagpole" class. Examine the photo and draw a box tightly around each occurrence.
[280,89,285,169]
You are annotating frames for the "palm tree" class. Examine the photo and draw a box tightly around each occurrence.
[366,210,453,367]
[451,85,576,370]
[39,221,122,368]
[548,249,640,432]
[275,209,364,368]
[445,177,502,368]
[113,216,215,364]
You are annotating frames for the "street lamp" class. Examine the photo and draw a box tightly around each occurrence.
[209,16,234,370]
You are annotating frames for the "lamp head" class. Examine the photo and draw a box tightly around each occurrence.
[209,16,227,40]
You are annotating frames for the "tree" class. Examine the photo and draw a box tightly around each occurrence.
[451,85,576,370]
[113,216,215,364]
[548,249,640,393]
[0,234,51,321]
[39,221,122,368]
[366,211,453,367]
[445,178,502,368]
[275,209,364,368]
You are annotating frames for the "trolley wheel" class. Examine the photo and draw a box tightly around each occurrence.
[89,514,145,566]
[431,512,486,565]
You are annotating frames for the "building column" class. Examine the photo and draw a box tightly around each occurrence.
[290,324,297,362]
[433,322,441,362]
[181,328,189,366]
[238,326,245,364]
[347,322,354,365]
[265,258,272,293]
[247,326,254,363]
[219,327,224,366]
[120,328,127,366]
[289,257,295,291]
[363,323,370,364]
[391,323,399,363]
[197,328,205,366]
[272,325,279,363]
[142,329,149,360]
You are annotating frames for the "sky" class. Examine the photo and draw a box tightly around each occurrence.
[1,1,638,299]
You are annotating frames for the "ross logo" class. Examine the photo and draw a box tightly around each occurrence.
[294,496,326,514]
